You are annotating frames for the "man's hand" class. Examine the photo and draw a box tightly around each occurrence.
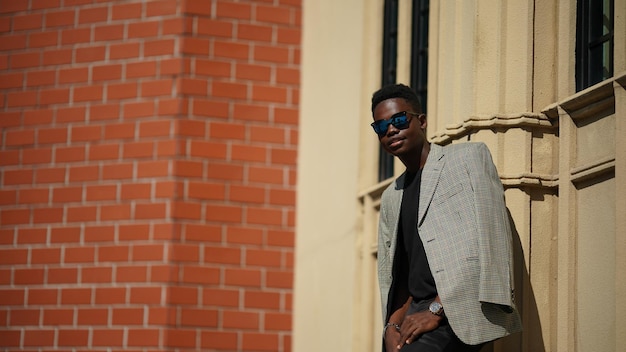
[396,310,443,349]
[384,326,401,352]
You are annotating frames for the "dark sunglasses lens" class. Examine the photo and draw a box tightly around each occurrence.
[391,114,409,129]
[372,120,390,134]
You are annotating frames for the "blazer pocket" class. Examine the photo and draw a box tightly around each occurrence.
[433,182,464,205]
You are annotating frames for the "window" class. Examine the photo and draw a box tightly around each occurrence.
[576,0,614,91]
[378,0,429,181]
[379,0,399,181]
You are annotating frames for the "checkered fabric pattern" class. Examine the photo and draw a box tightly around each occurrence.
[377,142,522,346]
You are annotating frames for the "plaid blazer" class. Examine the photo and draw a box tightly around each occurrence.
[377,142,522,345]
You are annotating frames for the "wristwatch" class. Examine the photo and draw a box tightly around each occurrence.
[429,301,444,316]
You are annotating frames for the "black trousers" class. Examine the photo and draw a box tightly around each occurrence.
[399,301,484,352]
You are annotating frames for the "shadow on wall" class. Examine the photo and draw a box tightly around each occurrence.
[480,207,547,352]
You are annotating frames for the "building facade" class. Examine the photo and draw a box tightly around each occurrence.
[294,0,625,352]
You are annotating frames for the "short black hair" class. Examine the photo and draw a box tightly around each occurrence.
[371,83,422,115]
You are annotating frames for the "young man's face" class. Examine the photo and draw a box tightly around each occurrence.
[372,98,427,160]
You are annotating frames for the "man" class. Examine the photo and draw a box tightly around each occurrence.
[373,84,522,352]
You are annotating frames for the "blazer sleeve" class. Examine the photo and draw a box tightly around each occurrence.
[467,143,514,308]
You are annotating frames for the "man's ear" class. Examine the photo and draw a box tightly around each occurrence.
[419,114,427,129]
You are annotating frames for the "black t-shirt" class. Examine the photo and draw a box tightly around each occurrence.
[397,169,437,302]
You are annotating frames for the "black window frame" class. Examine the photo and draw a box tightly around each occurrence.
[575,0,614,91]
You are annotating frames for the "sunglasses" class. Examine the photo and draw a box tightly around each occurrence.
[371,111,419,135]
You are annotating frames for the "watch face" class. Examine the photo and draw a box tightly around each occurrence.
[429,302,443,315]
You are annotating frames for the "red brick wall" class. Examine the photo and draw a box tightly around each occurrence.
[0,0,300,351]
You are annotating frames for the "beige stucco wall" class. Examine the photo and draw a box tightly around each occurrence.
[295,0,626,351]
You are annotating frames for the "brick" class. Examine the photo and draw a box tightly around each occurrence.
[94,23,124,42]
[146,0,178,16]
[23,329,55,346]
[107,82,138,100]
[126,61,157,78]
[173,161,203,178]
[79,6,108,24]
[100,204,132,221]
[269,189,295,205]
[0,34,27,50]
[92,329,124,346]
[112,2,142,20]
[123,141,153,158]
[30,248,61,265]
[209,121,245,140]
[139,119,172,137]
[131,244,165,261]
[27,288,58,304]
[74,85,104,103]
[12,13,43,30]
[58,329,89,347]
[56,106,86,123]
[229,185,264,203]
[102,163,133,180]
[116,265,148,283]
[0,189,17,205]
[33,207,63,224]
[0,249,27,265]
[52,186,82,203]
[167,286,197,305]
[112,307,144,325]
[89,143,120,161]
[277,27,301,44]
[184,223,221,242]
[128,21,159,38]
[187,181,225,201]
[201,331,238,350]
[231,144,267,162]
[49,226,80,243]
[205,204,242,223]
[77,308,108,325]
[277,67,300,84]
[64,246,95,263]
[45,10,74,27]
[195,58,230,77]
[81,266,112,283]
[92,64,123,81]
[84,225,115,242]
[39,87,71,105]
[7,90,37,108]
[211,81,247,99]
[42,48,72,66]
[245,290,281,309]
[60,287,92,304]
[68,165,99,182]
[4,129,35,146]
[141,79,172,97]
[90,103,119,121]
[94,287,126,304]
[242,332,279,351]
[17,228,47,244]
[216,1,251,19]
[135,203,166,219]
[248,166,285,184]
[104,122,135,140]
[0,150,19,166]
[76,45,107,63]
[120,183,151,200]
[206,162,244,181]
[26,69,55,88]
[38,127,68,144]
[183,0,212,16]
[256,5,292,24]
[180,308,218,327]
[252,84,288,103]
[127,328,160,347]
[11,51,41,69]
[24,109,54,126]
[250,125,286,144]
[181,265,220,285]
[0,0,28,13]
[238,23,272,42]
[196,18,232,37]
[213,40,249,60]
[71,125,102,142]
[18,188,49,204]
[178,77,208,95]
[236,63,271,81]
[192,99,229,118]
[109,42,140,59]
[32,0,62,10]
[130,286,162,304]
[266,270,293,288]
[247,207,282,225]
[48,268,78,284]
[123,101,155,119]
[10,270,38,290]
[271,147,297,164]
[42,308,73,325]
[61,27,91,45]
[54,146,86,163]
[223,310,259,329]
[3,169,34,185]
[0,72,24,89]
[180,37,211,56]
[136,161,169,178]
[29,31,58,48]
[176,119,205,137]
[66,205,97,222]
[144,39,175,56]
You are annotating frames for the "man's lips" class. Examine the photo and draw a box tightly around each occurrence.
[387,136,404,149]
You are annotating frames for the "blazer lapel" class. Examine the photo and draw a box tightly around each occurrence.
[418,144,445,225]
